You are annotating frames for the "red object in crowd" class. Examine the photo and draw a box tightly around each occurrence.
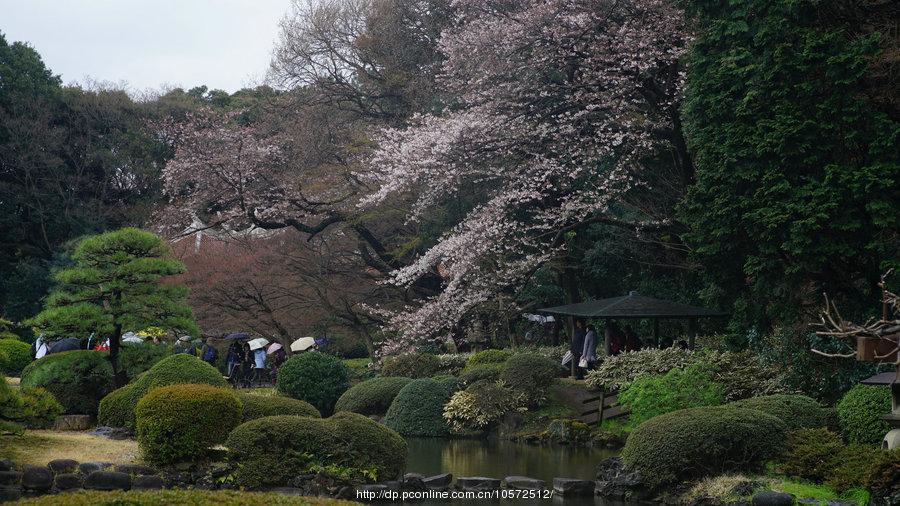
[94,340,109,351]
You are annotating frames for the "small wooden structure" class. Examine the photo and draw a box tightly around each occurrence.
[580,388,628,424]
[538,291,727,348]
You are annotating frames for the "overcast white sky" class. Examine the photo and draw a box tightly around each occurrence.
[0,0,293,94]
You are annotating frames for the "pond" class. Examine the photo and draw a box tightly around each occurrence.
[404,438,634,506]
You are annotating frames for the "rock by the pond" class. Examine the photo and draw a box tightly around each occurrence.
[553,478,595,496]
[0,471,21,486]
[54,473,83,490]
[505,476,545,490]
[115,464,158,476]
[91,426,133,440]
[79,462,113,475]
[752,491,794,506]
[422,473,452,490]
[48,459,79,474]
[595,457,647,500]
[21,465,52,491]
[0,487,21,502]
[402,473,426,491]
[0,461,13,472]
[132,475,164,490]
[84,470,131,491]
[54,415,92,431]
[458,476,501,491]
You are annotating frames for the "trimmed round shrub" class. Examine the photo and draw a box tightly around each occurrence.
[136,383,242,465]
[0,339,31,376]
[334,377,412,416]
[443,381,522,433]
[97,353,228,429]
[20,350,114,416]
[330,411,407,479]
[459,365,504,387]
[227,413,406,487]
[239,393,320,421]
[118,342,171,380]
[621,406,788,489]
[384,378,456,437]
[501,353,560,405]
[730,394,829,431]
[463,349,512,371]
[381,353,440,378]
[779,428,845,481]
[837,385,892,446]
[16,388,64,428]
[0,372,23,420]
[276,352,349,415]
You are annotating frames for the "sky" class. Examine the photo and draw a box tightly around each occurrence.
[1,0,293,94]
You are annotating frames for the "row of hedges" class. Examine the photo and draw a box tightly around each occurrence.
[226,412,406,487]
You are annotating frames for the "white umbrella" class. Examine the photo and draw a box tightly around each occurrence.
[290,337,316,352]
[122,335,144,344]
[248,337,269,351]
[266,342,283,354]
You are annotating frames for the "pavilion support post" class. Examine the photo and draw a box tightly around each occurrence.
[653,318,660,347]
[687,318,697,350]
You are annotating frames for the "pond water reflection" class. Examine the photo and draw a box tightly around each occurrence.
[403,438,635,506]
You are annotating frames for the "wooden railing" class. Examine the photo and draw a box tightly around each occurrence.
[581,387,629,424]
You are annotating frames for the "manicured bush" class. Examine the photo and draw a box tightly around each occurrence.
[118,342,171,380]
[276,352,349,415]
[501,353,559,405]
[239,393,320,421]
[730,394,829,431]
[0,420,23,435]
[463,349,513,371]
[443,381,523,433]
[621,406,788,489]
[779,428,845,482]
[12,489,354,505]
[619,364,725,428]
[703,350,787,402]
[586,347,695,390]
[334,377,412,416]
[459,365,503,387]
[136,383,242,465]
[16,388,64,428]
[384,378,456,437]
[865,448,900,499]
[381,353,440,378]
[0,339,31,376]
[97,353,228,429]
[226,414,407,487]
[19,350,114,416]
[330,411,407,480]
[827,444,882,492]
[836,384,892,445]
[0,372,22,420]
[435,354,468,376]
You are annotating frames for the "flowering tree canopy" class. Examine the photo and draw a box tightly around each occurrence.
[362,0,690,340]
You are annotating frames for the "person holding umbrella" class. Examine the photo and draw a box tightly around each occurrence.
[267,342,286,381]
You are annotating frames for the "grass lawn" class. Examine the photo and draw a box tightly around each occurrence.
[14,490,357,505]
[0,430,140,465]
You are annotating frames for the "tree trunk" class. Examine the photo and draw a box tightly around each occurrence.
[110,321,125,387]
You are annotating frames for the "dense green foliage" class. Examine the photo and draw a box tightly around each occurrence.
[0,339,31,376]
[26,228,199,382]
[119,342,171,380]
[459,365,504,386]
[276,352,349,415]
[865,449,900,498]
[779,428,886,492]
[383,378,457,437]
[836,385,892,445]
[464,349,513,371]
[500,353,559,406]
[680,0,900,330]
[334,377,411,416]
[619,364,725,428]
[239,393,320,421]
[226,414,406,487]
[586,347,695,390]
[443,380,522,433]
[15,387,64,428]
[621,406,788,488]
[730,395,829,432]
[19,350,114,416]
[97,353,228,428]
[0,372,22,420]
[135,383,242,465]
[380,353,440,378]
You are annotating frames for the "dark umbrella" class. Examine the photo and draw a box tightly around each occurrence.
[223,332,251,340]
[47,337,83,354]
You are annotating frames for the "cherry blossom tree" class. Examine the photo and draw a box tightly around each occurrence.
[362,0,690,342]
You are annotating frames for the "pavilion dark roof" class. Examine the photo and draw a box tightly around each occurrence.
[538,292,727,319]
